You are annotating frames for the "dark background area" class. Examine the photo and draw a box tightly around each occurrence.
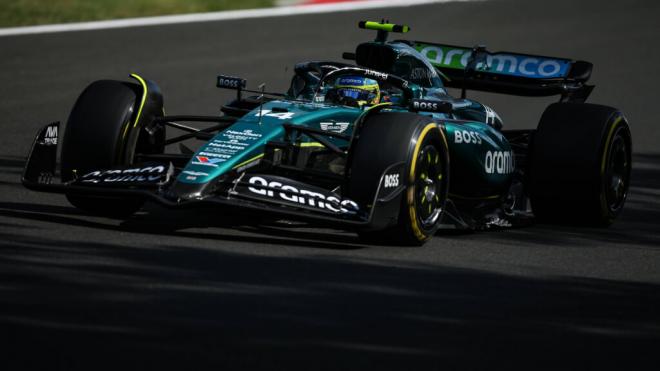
[1,0,659,369]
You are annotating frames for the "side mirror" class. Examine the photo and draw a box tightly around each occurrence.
[466,45,489,74]
[462,45,489,98]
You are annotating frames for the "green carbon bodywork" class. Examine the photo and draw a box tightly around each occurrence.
[177,100,513,202]
[443,122,513,199]
[177,101,361,184]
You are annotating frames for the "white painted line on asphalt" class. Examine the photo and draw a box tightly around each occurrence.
[0,0,478,37]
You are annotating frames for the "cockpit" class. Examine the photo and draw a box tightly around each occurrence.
[287,41,447,103]
[355,41,445,89]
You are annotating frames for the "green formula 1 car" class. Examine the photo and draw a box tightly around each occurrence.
[22,21,632,245]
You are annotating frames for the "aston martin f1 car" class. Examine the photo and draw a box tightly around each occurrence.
[22,21,632,245]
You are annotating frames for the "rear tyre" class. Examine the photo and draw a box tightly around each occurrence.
[349,112,449,245]
[529,103,632,226]
[61,80,150,217]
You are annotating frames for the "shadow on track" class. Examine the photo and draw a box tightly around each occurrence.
[1,234,659,371]
[1,154,660,370]
[0,203,368,251]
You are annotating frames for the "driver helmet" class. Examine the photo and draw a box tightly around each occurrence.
[326,76,380,107]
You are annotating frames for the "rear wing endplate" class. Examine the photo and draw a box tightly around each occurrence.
[411,41,594,102]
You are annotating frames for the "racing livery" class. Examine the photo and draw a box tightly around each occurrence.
[22,21,632,245]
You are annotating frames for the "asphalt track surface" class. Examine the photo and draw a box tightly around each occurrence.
[1,0,660,370]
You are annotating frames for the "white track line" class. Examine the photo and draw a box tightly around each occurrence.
[0,0,476,37]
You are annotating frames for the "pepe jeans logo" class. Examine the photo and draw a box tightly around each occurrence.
[416,44,570,79]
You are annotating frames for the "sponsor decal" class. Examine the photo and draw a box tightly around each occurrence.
[337,77,367,86]
[246,176,359,214]
[192,128,263,168]
[195,156,222,164]
[454,130,483,145]
[415,44,570,79]
[208,142,248,151]
[409,67,435,81]
[222,129,262,140]
[199,151,231,159]
[193,155,223,167]
[254,110,295,120]
[384,173,400,188]
[234,158,261,173]
[319,122,350,133]
[43,125,58,146]
[364,69,389,80]
[216,75,246,89]
[203,146,239,155]
[80,165,168,184]
[411,99,450,113]
[484,150,515,174]
[38,172,54,184]
[483,104,500,126]
[182,170,209,177]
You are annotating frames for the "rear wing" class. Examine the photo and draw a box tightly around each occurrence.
[411,41,594,102]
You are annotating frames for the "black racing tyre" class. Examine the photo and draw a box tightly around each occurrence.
[529,102,632,226]
[349,112,450,245]
[61,80,148,217]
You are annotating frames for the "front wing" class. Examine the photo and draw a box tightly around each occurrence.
[22,123,407,229]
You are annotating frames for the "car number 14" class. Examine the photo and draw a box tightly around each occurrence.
[254,110,296,120]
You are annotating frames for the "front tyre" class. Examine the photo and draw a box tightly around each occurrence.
[61,79,162,217]
[349,112,449,245]
[404,126,449,243]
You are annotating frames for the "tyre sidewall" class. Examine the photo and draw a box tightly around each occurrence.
[530,103,632,225]
[60,80,144,216]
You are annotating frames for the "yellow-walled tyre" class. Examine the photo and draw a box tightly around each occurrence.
[349,112,449,245]
[530,103,632,226]
[61,78,163,217]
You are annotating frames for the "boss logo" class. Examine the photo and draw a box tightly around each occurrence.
[384,173,400,188]
[410,100,451,113]
[454,130,483,144]
[413,101,438,111]
[217,75,246,89]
